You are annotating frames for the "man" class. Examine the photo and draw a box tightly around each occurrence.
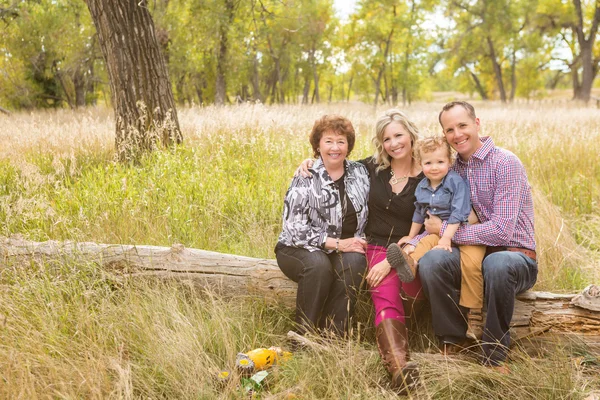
[409,101,537,369]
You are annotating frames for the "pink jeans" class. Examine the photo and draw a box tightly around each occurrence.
[367,244,424,326]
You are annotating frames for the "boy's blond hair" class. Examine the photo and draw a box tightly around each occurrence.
[415,136,455,164]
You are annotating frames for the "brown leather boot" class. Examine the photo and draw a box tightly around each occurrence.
[376,318,419,391]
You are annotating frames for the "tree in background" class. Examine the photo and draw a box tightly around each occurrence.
[540,0,600,103]
[348,0,435,105]
[570,0,600,102]
[0,0,99,109]
[2,0,599,108]
[296,0,338,104]
[443,0,544,103]
[85,0,182,161]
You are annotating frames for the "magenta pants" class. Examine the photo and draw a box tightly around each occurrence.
[367,244,424,326]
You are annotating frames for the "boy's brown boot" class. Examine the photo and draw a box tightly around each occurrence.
[465,309,484,340]
[387,243,417,283]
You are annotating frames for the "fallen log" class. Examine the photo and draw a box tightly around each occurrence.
[1,237,599,351]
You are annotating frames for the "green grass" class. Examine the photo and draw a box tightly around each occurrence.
[1,104,598,284]
[0,103,599,398]
[1,257,598,398]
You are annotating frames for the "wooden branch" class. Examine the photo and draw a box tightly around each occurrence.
[2,237,599,350]
[0,106,11,116]
[511,288,600,352]
[0,236,297,304]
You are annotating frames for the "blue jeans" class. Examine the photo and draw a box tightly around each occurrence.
[418,248,537,365]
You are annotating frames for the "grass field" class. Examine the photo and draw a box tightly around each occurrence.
[0,103,599,398]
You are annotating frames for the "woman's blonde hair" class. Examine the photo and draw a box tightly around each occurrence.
[373,109,420,172]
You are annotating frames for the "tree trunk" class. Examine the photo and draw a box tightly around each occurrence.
[86,51,97,106]
[251,46,263,103]
[195,72,206,105]
[215,0,235,106]
[572,0,600,103]
[468,68,488,100]
[3,237,600,350]
[486,36,507,103]
[577,41,596,103]
[278,60,286,104]
[509,48,517,102]
[571,61,582,100]
[373,72,382,106]
[73,66,87,108]
[54,65,74,110]
[383,69,389,104]
[302,74,310,104]
[373,27,395,106]
[346,74,353,102]
[85,0,182,161]
[311,62,320,104]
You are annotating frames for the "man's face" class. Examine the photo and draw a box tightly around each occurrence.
[440,105,481,160]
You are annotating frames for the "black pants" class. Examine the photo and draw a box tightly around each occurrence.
[418,247,537,365]
[275,244,367,336]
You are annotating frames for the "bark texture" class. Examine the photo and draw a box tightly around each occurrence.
[85,0,182,160]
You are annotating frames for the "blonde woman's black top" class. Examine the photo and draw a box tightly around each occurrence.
[360,157,425,248]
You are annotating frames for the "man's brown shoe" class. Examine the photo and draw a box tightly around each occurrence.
[440,338,477,356]
[441,342,464,356]
[466,309,484,340]
[488,364,510,375]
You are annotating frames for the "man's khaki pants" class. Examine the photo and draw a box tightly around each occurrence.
[410,234,485,309]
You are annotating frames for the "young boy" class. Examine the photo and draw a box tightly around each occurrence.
[388,136,486,340]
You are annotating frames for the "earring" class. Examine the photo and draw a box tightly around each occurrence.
[317,148,320,153]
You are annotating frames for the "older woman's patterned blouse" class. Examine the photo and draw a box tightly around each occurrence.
[277,158,370,253]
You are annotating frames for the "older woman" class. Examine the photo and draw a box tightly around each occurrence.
[275,115,370,336]
[298,109,426,390]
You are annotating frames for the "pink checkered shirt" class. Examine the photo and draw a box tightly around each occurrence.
[410,136,536,250]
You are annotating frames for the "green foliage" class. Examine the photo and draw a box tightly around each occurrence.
[345,0,436,104]
[2,0,597,110]
[0,0,100,109]
[0,137,295,258]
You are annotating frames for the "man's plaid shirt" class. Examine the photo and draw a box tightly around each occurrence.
[411,136,536,250]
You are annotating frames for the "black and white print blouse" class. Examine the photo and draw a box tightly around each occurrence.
[277,157,370,253]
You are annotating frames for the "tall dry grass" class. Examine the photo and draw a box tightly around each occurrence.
[1,103,598,285]
[1,257,598,399]
[0,103,599,398]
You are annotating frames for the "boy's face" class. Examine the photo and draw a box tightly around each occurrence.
[420,147,451,185]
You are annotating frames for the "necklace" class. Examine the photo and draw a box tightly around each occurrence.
[390,169,408,185]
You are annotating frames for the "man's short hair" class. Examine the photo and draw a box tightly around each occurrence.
[438,101,477,127]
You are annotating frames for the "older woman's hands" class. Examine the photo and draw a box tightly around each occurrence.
[339,237,367,254]
[366,259,392,288]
